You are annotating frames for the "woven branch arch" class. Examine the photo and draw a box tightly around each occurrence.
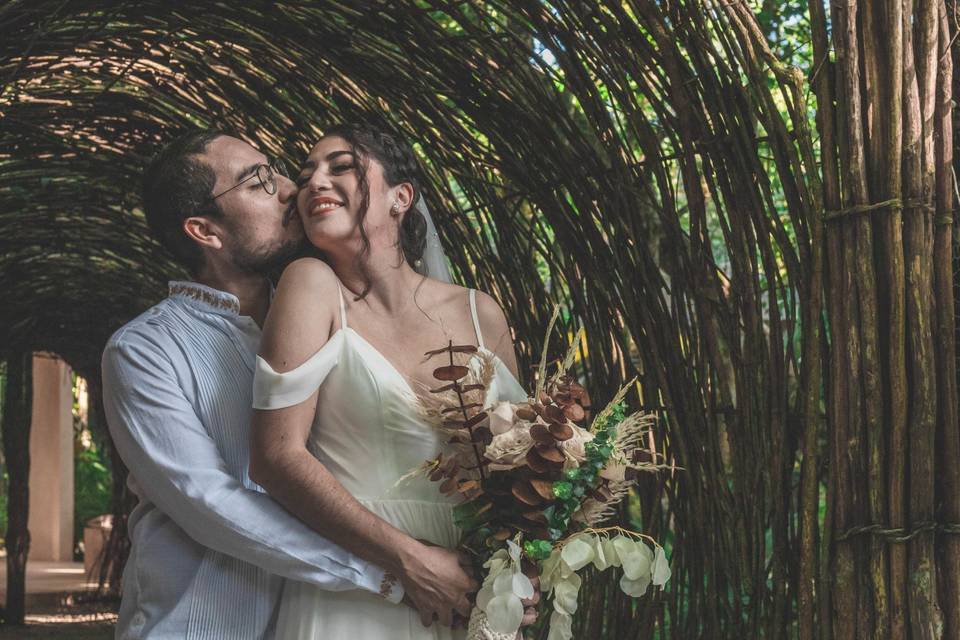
[5,2,958,638]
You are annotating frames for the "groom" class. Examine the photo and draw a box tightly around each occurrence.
[102,130,477,638]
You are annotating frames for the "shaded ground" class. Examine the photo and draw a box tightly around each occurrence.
[0,593,116,639]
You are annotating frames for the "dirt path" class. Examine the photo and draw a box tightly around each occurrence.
[0,594,116,638]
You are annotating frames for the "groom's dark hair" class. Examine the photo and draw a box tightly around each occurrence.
[142,129,225,275]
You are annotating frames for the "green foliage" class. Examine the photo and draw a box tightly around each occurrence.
[521,401,629,564]
[74,443,112,555]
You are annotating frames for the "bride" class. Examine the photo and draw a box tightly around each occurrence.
[249,124,534,638]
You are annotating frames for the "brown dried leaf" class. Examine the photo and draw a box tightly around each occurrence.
[433,365,470,381]
[522,509,548,524]
[458,479,480,493]
[530,423,554,444]
[536,445,566,463]
[549,422,574,441]
[542,404,566,424]
[511,481,543,506]
[526,448,551,473]
[564,403,585,422]
[439,477,458,494]
[530,479,555,500]
[567,382,586,400]
[515,407,538,421]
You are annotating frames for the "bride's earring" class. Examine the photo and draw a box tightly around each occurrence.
[390,202,401,217]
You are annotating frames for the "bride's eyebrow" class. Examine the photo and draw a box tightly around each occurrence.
[325,150,354,162]
[298,151,354,173]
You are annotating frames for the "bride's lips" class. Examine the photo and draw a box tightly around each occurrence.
[306,195,345,217]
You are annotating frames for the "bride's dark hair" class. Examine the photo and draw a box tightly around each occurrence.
[322,123,428,299]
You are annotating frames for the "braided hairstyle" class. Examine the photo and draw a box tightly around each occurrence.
[322,123,428,299]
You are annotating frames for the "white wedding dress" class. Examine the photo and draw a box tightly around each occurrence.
[253,284,526,639]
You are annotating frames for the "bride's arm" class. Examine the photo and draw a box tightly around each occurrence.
[249,258,475,628]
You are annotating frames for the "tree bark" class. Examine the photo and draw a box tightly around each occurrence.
[933,2,960,637]
[1,353,32,626]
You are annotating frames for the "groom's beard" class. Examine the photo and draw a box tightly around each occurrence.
[232,235,309,277]
[229,204,309,277]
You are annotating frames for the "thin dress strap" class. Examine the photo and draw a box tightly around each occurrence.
[336,282,348,330]
[469,289,485,350]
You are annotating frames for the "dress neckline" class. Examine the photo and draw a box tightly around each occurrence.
[344,327,507,399]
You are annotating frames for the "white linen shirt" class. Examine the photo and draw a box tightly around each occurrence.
[102,281,402,640]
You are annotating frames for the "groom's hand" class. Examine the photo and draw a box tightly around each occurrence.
[398,540,477,628]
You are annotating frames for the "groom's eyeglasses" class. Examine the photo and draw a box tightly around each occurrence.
[209,159,290,202]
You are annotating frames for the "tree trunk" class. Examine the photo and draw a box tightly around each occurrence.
[1,353,32,626]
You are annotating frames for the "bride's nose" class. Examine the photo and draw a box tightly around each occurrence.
[304,169,332,192]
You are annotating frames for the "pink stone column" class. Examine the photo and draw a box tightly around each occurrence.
[27,353,74,561]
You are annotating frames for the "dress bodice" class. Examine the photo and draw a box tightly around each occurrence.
[253,286,527,500]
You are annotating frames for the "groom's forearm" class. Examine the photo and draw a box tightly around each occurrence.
[249,445,417,579]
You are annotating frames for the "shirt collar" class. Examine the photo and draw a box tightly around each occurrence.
[168,281,241,317]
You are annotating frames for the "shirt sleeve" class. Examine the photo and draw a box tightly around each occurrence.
[101,328,403,603]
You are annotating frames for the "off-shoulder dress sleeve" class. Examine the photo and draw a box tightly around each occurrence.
[253,331,345,410]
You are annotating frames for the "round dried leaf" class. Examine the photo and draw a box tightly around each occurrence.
[530,478,555,500]
[525,448,551,473]
[542,404,566,424]
[549,422,574,441]
[433,365,470,381]
[564,403,585,422]
[530,423,554,444]
[536,445,566,463]
[458,479,480,493]
[515,407,538,421]
[522,509,548,524]
[511,481,543,506]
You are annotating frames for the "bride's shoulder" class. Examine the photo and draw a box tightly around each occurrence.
[471,289,511,331]
[425,280,507,318]
[279,257,338,287]
[261,258,339,364]
[276,257,341,301]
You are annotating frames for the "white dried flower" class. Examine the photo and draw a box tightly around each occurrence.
[488,401,516,435]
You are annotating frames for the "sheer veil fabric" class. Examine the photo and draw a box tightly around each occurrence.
[412,196,453,284]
